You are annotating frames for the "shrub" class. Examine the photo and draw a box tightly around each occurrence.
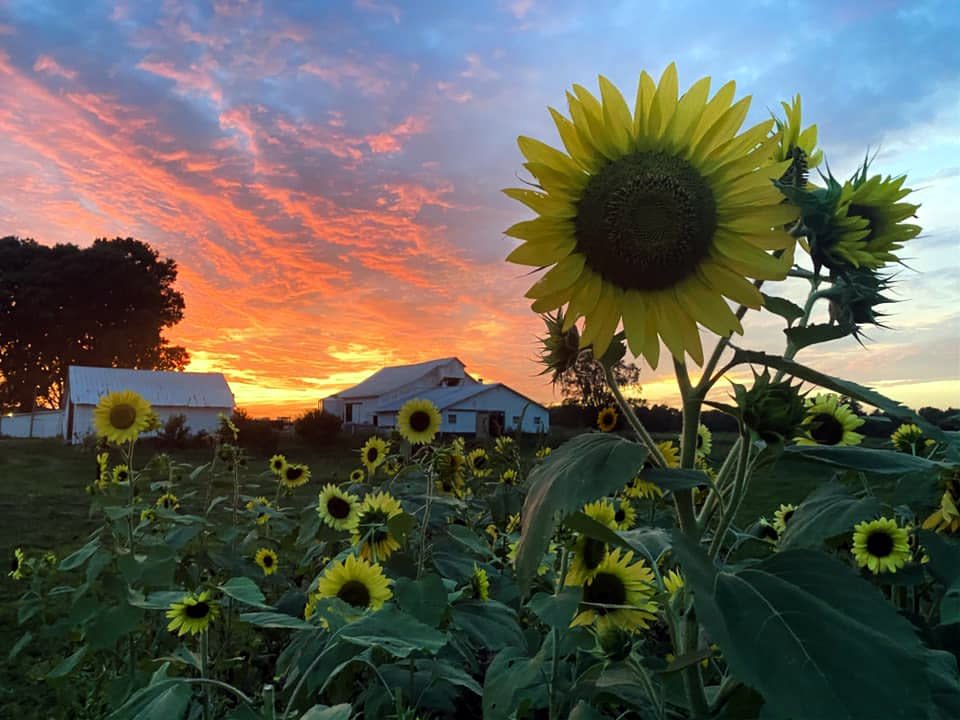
[232,410,278,456]
[294,409,342,446]
[158,413,191,449]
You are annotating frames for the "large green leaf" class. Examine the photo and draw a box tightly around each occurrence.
[781,445,949,476]
[639,467,714,492]
[47,645,87,679]
[730,350,953,445]
[919,531,960,625]
[780,481,886,549]
[58,537,101,571]
[239,612,315,630]
[783,323,852,351]
[761,293,805,324]
[673,533,931,720]
[451,600,526,652]
[516,433,648,590]
[394,574,449,627]
[527,589,580,630]
[219,577,271,609]
[482,642,550,720]
[301,705,352,720]
[337,605,446,657]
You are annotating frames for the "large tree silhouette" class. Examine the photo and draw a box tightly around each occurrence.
[0,236,189,411]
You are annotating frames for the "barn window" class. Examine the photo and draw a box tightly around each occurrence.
[512,415,521,424]
[447,414,457,424]
[534,416,542,425]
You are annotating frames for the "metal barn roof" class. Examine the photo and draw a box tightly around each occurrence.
[337,357,465,399]
[67,366,234,408]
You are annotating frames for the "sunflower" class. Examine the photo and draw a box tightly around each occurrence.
[470,564,490,601]
[352,492,404,561]
[772,503,797,535]
[495,436,515,455]
[851,518,911,574]
[315,554,392,615]
[317,484,361,532]
[397,399,442,445]
[795,394,864,447]
[504,64,798,364]
[156,492,180,511]
[663,568,684,596]
[756,517,779,541]
[350,468,366,484]
[824,172,920,271]
[627,440,679,499]
[384,458,402,477]
[696,424,712,457]
[466,448,492,477]
[280,464,311,489]
[570,549,658,633]
[269,454,288,476]
[166,591,220,636]
[890,424,925,455]
[254,548,279,576]
[499,469,519,486]
[9,547,25,580]
[360,437,389,474]
[140,508,156,523]
[771,94,822,188]
[112,464,131,484]
[567,499,618,586]
[922,488,960,534]
[613,498,636,531]
[536,446,552,459]
[245,496,273,525]
[93,390,153,444]
[597,407,618,432]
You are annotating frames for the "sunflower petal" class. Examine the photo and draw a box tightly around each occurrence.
[690,96,751,163]
[663,75,711,151]
[690,80,736,147]
[549,107,598,171]
[518,135,583,177]
[580,283,621,356]
[526,253,586,297]
[505,216,573,243]
[676,275,743,336]
[599,75,633,154]
[633,71,657,139]
[697,261,763,308]
[502,187,577,218]
[565,269,603,330]
[648,62,678,139]
[506,238,574,266]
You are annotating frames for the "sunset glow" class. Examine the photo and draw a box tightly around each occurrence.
[1,1,957,415]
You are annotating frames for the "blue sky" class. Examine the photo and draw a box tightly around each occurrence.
[0,0,957,411]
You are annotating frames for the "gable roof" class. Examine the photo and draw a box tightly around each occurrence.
[377,382,548,413]
[67,366,234,408]
[337,357,465,399]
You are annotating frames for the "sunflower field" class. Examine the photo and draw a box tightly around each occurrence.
[7,64,960,719]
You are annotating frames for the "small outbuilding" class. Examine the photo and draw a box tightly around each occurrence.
[62,365,234,444]
[322,357,549,436]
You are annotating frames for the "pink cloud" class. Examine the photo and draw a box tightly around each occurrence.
[33,55,76,80]
[137,57,224,105]
[355,0,401,23]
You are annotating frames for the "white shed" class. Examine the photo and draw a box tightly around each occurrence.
[62,365,234,444]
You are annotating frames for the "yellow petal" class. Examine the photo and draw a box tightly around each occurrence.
[572,84,617,159]
[524,161,587,195]
[663,75,711,151]
[506,238,575,266]
[525,253,586,297]
[518,136,582,177]
[697,260,763,308]
[502,188,577,218]
[504,216,573,243]
[717,203,799,231]
[565,270,603,330]
[530,286,574,313]
[621,290,649,358]
[690,96,751,163]
[580,283,621,356]
[675,275,743,336]
[690,80,736,146]
[648,62,678,139]
[633,71,657,139]
[549,107,598,172]
[710,240,788,281]
[598,75,632,154]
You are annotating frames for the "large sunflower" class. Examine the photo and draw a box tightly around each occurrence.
[597,406,618,432]
[281,463,311,489]
[696,424,712,457]
[795,393,864,447]
[505,64,797,364]
[397,399,442,445]
[466,448,492,477]
[166,591,220,636]
[112,464,131,484]
[851,518,910,574]
[570,549,658,633]
[315,554,392,615]
[890,424,925,455]
[613,498,636,531]
[352,492,404,562]
[360,437,389,474]
[269,454,288,476]
[318,484,361,531]
[254,548,279,576]
[567,499,618,586]
[93,390,153,444]
[824,172,920,271]
[156,492,180,511]
[627,440,680,499]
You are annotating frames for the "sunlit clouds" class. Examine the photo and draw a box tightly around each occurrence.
[0,1,957,414]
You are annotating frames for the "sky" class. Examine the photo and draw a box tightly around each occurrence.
[0,0,958,416]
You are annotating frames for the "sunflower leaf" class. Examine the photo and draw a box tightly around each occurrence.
[783,323,852,350]
[918,531,960,625]
[337,605,447,657]
[779,481,886,549]
[219,577,271,609]
[516,433,648,592]
[761,293,805,324]
[780,445,949,476]
[673,532,931,720]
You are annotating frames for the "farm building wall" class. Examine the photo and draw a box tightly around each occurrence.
[451,385,550,434]
[64,405,232,444]
[370,410,476,434]
[0,410,62,438]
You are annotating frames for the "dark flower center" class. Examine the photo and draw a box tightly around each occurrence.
[272,460,284,470]
[696,433,704,448]
[109,404,137,430]
[366,448,379,462]
[759,524,779,540]
[809,413,845,445]
[473,455,487,469]
[583,571,627,615]
[409,410,431,432]
[328,497,351,519]
[582,538,607,571]
[185,601,210,619]
[11,556,19,571]
[614,508,626,523]
[337,580,371,608]
[118,470,128,482]
[782,510,794,525]
[262,554,274,567]
[866,530,894,558]
[575,150,717,291]
[285,466,304,481]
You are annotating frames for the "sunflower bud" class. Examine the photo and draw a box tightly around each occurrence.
[537,309,582,384]
[736,370,806,443]
[772,95,822,190]
[593,627,634,662]
[823,268,896,342]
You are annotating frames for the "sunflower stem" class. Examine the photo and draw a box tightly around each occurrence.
[416,465,434,580]
[200,630,211,720]
[774,275,821,381]
[696,437,741,532]
[708,429,752,559]
[603,365,666,467]
[548,549,570,720]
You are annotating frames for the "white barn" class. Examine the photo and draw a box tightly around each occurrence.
[321,358,549,436]
[62,365,235,444]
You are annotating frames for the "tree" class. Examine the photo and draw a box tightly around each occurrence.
[558,351,642,411]
[0,236,189,411]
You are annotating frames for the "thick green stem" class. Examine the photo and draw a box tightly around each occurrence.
[548,549,569,720]
[417,465,435,579]
[708,432,752,559]
[696,437,741,532]
[200,630,211,720]
[774,276,822,381]
[603,365,666,466]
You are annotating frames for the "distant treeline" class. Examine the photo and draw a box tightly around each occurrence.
[550,402,960,437]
